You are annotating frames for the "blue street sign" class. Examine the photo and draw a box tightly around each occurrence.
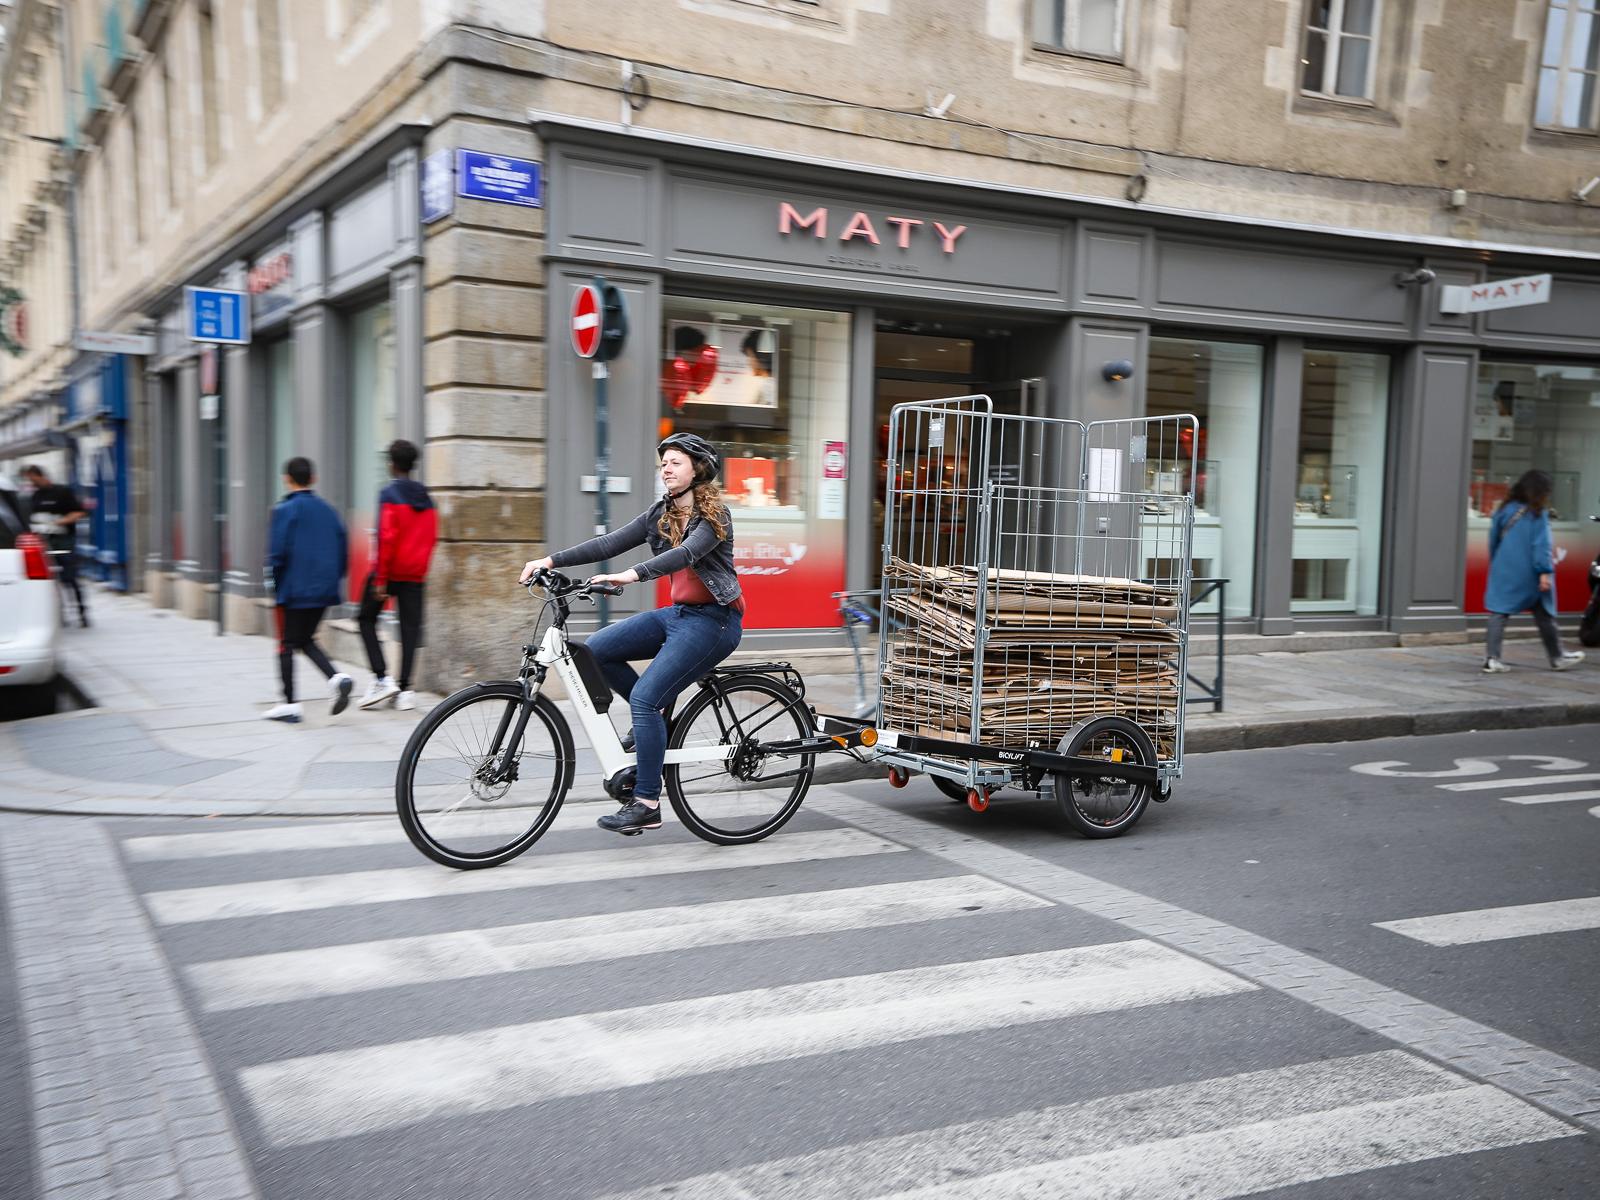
[185,287,250,345]
[455,149,542,208]
[421,149,453,224]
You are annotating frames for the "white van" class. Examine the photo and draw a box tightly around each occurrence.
[0,480,61,716]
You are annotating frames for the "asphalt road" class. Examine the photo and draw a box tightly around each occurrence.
[4,725,1598,1199]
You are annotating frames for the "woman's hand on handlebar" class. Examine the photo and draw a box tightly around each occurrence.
[586,569,639,590]
[519,556,555,585]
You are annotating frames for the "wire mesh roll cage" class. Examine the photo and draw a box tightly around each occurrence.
[868,394,1199,799]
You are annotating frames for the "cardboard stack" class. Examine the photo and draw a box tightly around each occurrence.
[879,559,1183,758]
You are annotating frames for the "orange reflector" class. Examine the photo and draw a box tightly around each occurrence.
[831,734,848,748]
[1110,748,1125,763]
[860,727,878,747]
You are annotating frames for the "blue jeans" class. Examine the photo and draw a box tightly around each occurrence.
[584,603,744,801]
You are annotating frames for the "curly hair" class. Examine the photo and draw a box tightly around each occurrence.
[657,461,729,546]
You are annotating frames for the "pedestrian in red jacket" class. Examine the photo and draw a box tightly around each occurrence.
[357,440,438,710]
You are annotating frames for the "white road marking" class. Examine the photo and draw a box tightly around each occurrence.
[1351,755,1584,779]
[1375,895,1600,946]
[1438,772,1600,792]
[241,941,1255,1146]
[143,828,904,925]
[598,1051,1575,1200]
[1500,789,1600,806]
[123,805,617,861]
[186,875,1050,1010]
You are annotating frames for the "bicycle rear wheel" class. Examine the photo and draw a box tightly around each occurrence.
[664,674,815,845]
[396,683,574,868]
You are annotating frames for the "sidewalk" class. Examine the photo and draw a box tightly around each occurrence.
[0,592,1594,818]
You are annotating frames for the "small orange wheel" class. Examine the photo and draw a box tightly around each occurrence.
[966,788,990,813]
[888,768,910,789]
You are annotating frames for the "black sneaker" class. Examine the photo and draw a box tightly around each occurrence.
[598,800,662,835]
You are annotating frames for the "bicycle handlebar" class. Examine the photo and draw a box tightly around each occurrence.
[521,568,624,598]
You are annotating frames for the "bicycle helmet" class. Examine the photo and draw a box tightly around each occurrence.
[657,432,722,480]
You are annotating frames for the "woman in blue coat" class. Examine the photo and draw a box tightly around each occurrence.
[1482,469,1585,673]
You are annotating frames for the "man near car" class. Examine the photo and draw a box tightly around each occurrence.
[264,457,353,723]
[21,465,89,627]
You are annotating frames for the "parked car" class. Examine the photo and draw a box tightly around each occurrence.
[0,478,60,716]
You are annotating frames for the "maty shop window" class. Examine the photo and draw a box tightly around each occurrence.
[1466,362,1600,614]
[659,297,851,628]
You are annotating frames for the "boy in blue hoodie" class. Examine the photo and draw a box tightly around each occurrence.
[264,457,352,723]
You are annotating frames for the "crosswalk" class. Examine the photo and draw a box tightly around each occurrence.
[113,808,1588,1196]
[1363,763,1600,948]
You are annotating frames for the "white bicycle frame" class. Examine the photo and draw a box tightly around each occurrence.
[534,622,734,780]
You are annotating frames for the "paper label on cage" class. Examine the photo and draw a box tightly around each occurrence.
[1128,435,1147,463]
[928,418,945,448]
[1087,447,1123,501]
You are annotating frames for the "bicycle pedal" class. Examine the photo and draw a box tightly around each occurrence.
[615,828,647,837]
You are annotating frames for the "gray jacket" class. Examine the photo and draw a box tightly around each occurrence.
[549,498,742,606]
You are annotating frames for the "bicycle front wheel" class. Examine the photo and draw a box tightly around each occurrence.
[396,683,574,869]
[665,674,815,845]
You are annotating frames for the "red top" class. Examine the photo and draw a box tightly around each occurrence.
[670,567,746,615]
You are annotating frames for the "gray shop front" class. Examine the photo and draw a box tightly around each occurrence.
[143,131,426,628]
[541,121,1600,647]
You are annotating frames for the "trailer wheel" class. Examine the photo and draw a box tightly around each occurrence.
[1055,715,1156,838]
[887,768,910,789]
[931,775,970,803]
[966,788,990,813]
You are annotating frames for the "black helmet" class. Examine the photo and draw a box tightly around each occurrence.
[657,432,721,479]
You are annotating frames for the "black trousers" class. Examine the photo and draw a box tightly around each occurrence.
[54,545,86,620]
[276,606,336,704]
[357,573,425,690]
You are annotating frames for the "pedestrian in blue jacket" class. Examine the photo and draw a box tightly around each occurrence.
[264,457,354,722]
[1482,469,1584,674]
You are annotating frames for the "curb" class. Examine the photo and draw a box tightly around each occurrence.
[1184,700,1600,753]
[5,704,1597,820]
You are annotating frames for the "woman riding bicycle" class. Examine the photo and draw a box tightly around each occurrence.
[520,433,746,835]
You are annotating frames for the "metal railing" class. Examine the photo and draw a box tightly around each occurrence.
[1185,577,1227,712]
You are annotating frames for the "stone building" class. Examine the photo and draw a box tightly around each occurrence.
[15,0,1600,685]
[0,0,77,491]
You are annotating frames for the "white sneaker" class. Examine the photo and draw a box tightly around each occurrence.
[1482,658,1511,673]
[360,677,400,709]
[1552,651,1585,671]
[396,690,417,711]
[262,703,303,723]
[330,673,354,715]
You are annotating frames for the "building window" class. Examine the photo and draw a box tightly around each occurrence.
[1467,363,1600,613]
[346,298,396,593]
[198,1,221,170]
[1301,0,1380,100]
[1536,0,1600,131]
[661,296,851,629]
[162,57,180,206]
[1146,338,1264,618]
[257,0,285,115]
[1292,350,1390,615]
[1031,0,1125,61]
[128,111,144,245]
[267,338,296,499]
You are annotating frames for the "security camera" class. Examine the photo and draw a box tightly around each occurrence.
[1576,176,1600,202]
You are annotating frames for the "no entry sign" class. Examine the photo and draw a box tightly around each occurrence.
[571,285,601,359]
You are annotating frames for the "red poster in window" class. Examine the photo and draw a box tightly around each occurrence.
[656,515,845,628]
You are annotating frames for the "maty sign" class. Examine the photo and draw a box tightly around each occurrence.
[571,285,601,359]
[1440,274,1552,314]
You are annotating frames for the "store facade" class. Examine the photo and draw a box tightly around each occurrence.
[540,122,1600,647]
[143,132,425,630]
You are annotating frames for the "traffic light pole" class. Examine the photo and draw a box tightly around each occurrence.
[593,358,611,628]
